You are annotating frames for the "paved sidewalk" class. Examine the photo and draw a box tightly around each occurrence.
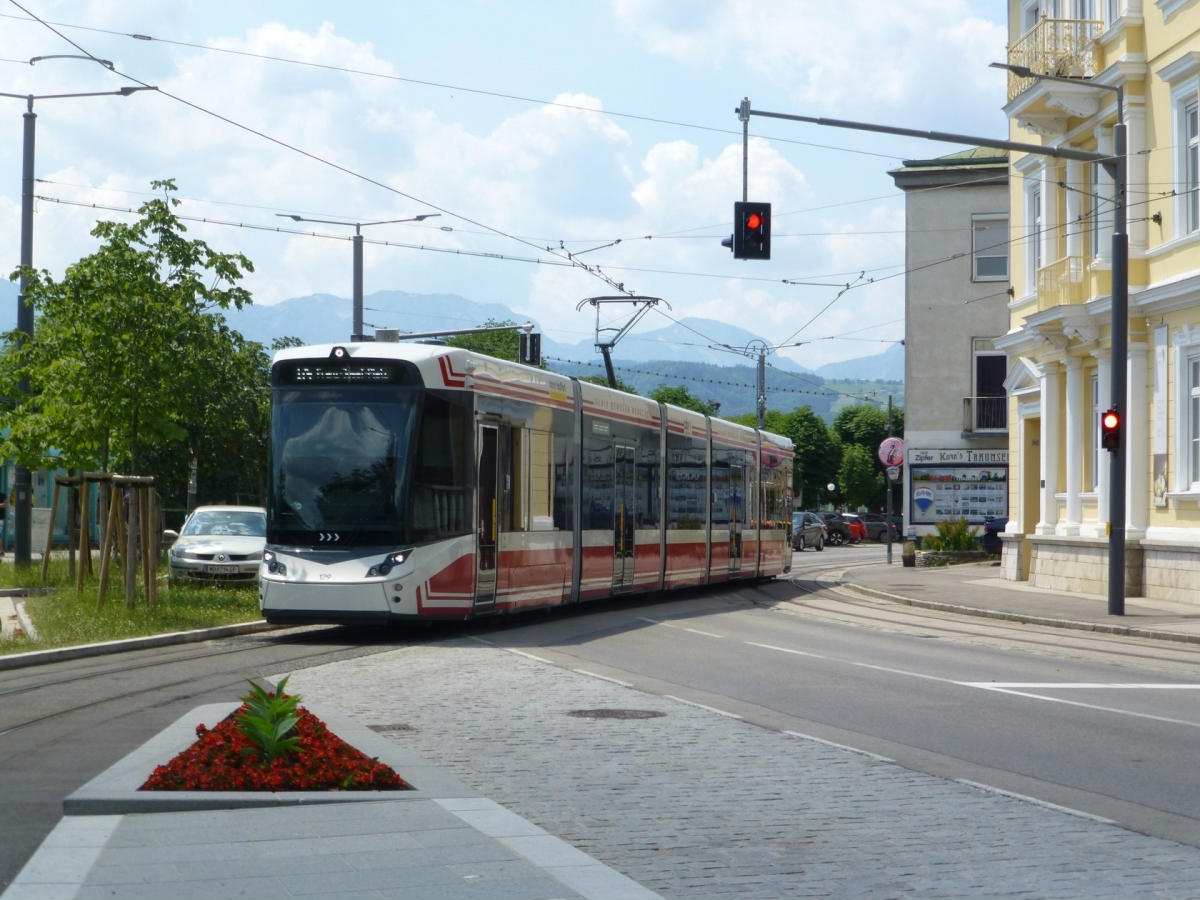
[837,558,1200,643]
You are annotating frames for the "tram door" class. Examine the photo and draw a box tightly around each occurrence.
[728,462,745,576]
[612,444,636,593]
[475,425,499,610]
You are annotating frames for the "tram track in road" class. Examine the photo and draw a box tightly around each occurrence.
[0,623,427,740]
[779,563,1200,676]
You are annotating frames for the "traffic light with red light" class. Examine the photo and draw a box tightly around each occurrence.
[1100,407,1121,451]
[733,201,771,260]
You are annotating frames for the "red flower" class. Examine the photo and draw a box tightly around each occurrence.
[140,705,408,792]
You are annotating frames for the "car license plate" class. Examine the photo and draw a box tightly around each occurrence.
[204,564,239,575]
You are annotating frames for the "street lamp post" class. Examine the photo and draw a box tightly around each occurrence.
[743,79,1128,614]
[1,65,155,567]
[275,213,440,341]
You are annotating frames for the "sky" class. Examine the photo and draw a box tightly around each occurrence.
[0,0,1010,371]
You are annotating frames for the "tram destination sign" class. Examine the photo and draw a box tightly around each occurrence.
[276,361,406,385]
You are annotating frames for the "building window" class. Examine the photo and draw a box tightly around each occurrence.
[1175,90,1200,237]
[1025,182,1042,294]
[972,339,1007,431]
[972,215,1008,281]
[1091,372,1101,489]
[1191,356,1200,487]
[1172,325,1200,493]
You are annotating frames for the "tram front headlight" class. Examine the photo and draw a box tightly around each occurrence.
[367,550,411,578]
[262,550,287,576]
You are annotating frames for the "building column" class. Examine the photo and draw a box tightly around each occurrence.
[1065,160,1083,261]
[1128,337,1149,538]
[1093,127,1114,267]
[1038,361,1061,534]
[1091,350,1111,527]
[1126,101,1148,259]
[1064,357,1083,533]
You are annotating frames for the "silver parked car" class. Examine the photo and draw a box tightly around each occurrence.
[168,505,267,585]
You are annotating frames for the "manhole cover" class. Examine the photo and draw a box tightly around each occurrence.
[567,709,666,719]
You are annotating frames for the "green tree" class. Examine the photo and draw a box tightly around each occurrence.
[650,385,717,415]
[774,406,840,509]
[445,319,533,363]
[831,403,904,509]
[1,179,255,485]
[838,443,883,510]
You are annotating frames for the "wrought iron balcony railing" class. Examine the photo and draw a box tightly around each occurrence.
[1004,17,1102,101]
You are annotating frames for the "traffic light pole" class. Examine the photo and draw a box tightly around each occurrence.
[738,98,1128,613]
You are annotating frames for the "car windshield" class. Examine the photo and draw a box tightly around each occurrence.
[181,511,266,537]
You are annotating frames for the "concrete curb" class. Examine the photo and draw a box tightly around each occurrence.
[0,620,280,671]
[65,701,479,813]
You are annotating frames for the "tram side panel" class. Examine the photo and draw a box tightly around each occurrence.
[470,360,578,613]
[577,385,664,599]
[662,406,709,589]
[758,432,794,577]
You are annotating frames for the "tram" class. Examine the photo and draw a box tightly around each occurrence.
[259,340,794,624]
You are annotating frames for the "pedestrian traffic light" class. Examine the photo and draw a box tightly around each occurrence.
[1100,407,1121,451]
[733,201,771,260]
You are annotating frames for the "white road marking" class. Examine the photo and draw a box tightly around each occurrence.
[784,731,894,762]
[956,779,1117,824]
[573,669,634,687]
[664,695,743,719]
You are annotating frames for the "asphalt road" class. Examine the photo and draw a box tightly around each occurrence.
[5,545,1200,897]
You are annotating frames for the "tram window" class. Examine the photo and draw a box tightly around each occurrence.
[411,391,471,540]
[636,444,660,528]
[666,432,707,529]
[552,408,574,530]
[582,440,614,531]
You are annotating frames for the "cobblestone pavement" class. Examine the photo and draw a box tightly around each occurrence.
[286,641,1200,899]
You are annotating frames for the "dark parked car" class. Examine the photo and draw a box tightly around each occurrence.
[861,513,900,542]
[982,516,1008,555]
[791,511,825,551]
[815,511,853,545]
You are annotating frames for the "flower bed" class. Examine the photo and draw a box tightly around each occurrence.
[141,704,408,792]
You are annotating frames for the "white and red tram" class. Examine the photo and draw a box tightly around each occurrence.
[259,341,794,624]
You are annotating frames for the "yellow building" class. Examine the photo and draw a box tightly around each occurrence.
[998,1,1200,601]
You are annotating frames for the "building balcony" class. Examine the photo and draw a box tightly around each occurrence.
[963,396,1008,434]
[1002,18,1105,136]
[1036,255,1088,311]
[1004,17,1102,101]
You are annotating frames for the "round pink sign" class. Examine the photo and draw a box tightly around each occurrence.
[878,437,905,467]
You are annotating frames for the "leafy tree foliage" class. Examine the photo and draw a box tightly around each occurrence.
[1,179,258,509]
[837,443,883,510]
[445,319,529,362]
[785,407,841,509]
[650,385,717,415]
[830,402,904,510]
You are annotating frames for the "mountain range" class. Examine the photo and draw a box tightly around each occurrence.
[0,283,903,418]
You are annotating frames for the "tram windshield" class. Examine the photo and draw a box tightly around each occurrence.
[268,380,473,548]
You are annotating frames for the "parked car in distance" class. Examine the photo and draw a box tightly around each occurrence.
[168,505,267,585]
[982,516,1009,555]
[791,511,826,551]
[841,513,867,543]
[861,513,900,542]
[815,511,853,545]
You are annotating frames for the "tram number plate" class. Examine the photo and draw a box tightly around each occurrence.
[204,564,239,575]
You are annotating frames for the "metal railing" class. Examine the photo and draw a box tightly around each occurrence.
[1036,255,1087,309]
[963,396,1008,433]
[1004,17,1102,101]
